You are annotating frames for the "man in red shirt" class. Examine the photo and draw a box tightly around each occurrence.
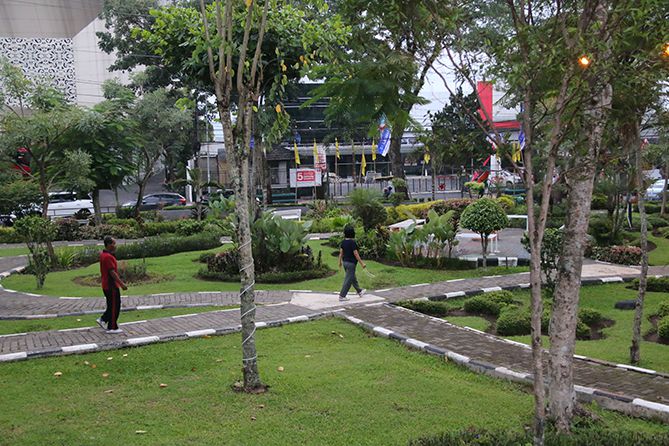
[96,236,127,333]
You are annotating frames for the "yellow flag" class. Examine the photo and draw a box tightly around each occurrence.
[313,139,318,164]
[372,139,377,161]
[294,142,300,165]
[335,138,340,159]
[423,146,431,164]
[512,142,522,162]
[361,145,367,176]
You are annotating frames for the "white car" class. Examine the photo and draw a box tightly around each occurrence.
[46,192,94,218]
[645,179,668,201]
[490,169,523,186]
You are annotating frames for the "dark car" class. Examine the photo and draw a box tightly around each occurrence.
[124,193,187,211]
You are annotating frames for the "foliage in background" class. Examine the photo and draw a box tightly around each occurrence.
[522,228,563,297]
[13,216,56,288]
[349,188,387,231]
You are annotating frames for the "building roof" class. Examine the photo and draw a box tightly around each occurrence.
[0,0,104,38]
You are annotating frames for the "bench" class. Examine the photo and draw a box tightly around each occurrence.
[272,209,302,221]
[271,193,296,204]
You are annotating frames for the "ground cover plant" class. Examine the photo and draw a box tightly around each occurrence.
[0,319,664,446]
[0,241,528,297]
[0,306,230,336]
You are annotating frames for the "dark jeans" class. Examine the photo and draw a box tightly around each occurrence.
[101,287,121,330]
[339,261,362,297]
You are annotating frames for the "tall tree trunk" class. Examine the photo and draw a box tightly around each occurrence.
[480,236,488,267]
[431,162,436,201]
[661,171,667,216]
[389,129,405,181]
[92,189,102,226]
[631,121,648,364]
[548,80,612,433]
[220,95,263,391]
[135,179,147,219]
[262,145,272,206]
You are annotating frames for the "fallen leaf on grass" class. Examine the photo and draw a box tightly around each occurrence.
[76,318,81,322]
[277,366,284,372]
[135,430,147,434]
[191,367,197,372]
[102,373,109,378]
[122,354,128,357]
[331,331,344,339]
[104,389,113,394]
[215,359,223,362]
[107,357,113,361]
[91,364,97,369]
[257,404,265,409]
[304,355,311,358]
[203,335,212,339]
[159,383,168,388]
[84,361,90,366]
[250,416,256,421]
[53,372,62,377]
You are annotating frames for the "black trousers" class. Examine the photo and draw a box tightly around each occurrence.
[101,287,121,330]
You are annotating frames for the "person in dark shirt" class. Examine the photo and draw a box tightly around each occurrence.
[96,236,128,333]
[338,225,366,301]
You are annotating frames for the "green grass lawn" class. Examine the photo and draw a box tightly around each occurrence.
[1,318,664,446]
[0,306,231,336]
[648,234,669,265]
[444,315,490,332]
[0,247,28,258]
[0,240,527,297]
[441,284,669,373]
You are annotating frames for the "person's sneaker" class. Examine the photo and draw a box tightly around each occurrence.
[96,318,107,330]
[338,296,349,302]
[105,328,123,334]
[358,289,366,298]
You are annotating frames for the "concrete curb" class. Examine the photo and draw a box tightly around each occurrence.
[338,304,669,423]
[0,309,335,363]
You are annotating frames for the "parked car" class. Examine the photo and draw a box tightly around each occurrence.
[645,179,667,201]
[45,191,94,219]
[123,193,187,211]
[490,169,523,186]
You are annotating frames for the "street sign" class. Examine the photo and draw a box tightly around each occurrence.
[290,168,322,188]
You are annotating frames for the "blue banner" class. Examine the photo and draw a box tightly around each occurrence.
[378,127,391,157]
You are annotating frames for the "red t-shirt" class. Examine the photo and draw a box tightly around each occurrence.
[100,250,118,290]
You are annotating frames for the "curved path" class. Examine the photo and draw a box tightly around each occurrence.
[1,253,668,422]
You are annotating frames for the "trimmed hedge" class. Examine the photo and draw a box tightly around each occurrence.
[590,245,641,265]
[653,301,669,319]
[197,266,333,283]
[659,316,669,340]
[409,428,669,446]
[398,300,455,317]
[0,227,22,243]
[632,276,669,292]
[578,307,603,326]
[496,307,531,336]
[463,291,515,317]
[74,233,221,266]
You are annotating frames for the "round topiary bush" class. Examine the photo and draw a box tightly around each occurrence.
[496,307,531,336]
[460,198,509,267]
[578,307,603,327]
